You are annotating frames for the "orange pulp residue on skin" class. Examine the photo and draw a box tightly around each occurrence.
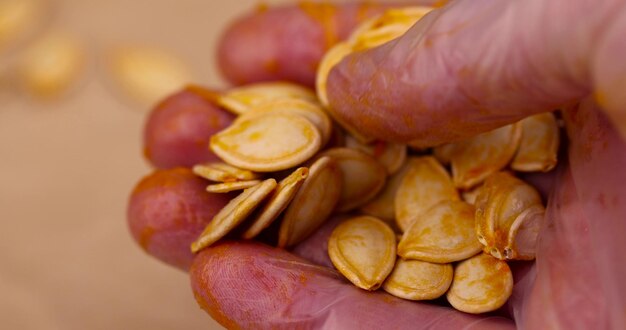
[298,1,339,50]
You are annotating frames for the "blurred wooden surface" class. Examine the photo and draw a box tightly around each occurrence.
[0,0,290,329]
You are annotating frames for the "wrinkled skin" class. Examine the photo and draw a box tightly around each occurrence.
[127,1,626,329]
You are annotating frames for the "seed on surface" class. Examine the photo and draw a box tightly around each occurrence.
[328,216,396,291]
[210,112,322,172]
[319,148,387,212]
[192,162,261,182]
[107,46,191,106]
[474,172,545,260]
[360,162,411,225]
[18,32,85,99]
[190,178,276,253]
[382,259,453,301]
[205,180,261,193]
[241,167,308,240]
[398,200,482,263]
[451,123,522,189]
[345,135,407,175]
[0,0,45,52]
[511,112,559,172]
[395,156,459,232]
[278,157,342,248]
[238,98,332,146]
[446,253,514,314]
[217,81,317,115]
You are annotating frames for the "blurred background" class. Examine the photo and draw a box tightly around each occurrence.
[0,0,289,329]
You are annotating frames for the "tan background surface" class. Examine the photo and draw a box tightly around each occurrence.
[0,0,289,329]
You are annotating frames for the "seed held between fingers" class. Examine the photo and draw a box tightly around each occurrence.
[210,113,322,172]
[205,180,262,193]
[241,167,309,240]
[191,178,277,253]
[217,81,318,115]
[193,162,261,182]
[238,98,333,146]
[278,156,342,248]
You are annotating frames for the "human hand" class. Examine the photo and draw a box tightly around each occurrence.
[128,0,626,328]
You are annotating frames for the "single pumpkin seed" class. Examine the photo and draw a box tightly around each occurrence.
[205,180,261,193]
[446,253,513,314]
[395,156,459,232]
[511,112,559,172]
[192,162,261,182]
[450,123,522,189]
[382,259,453,300]
[319,148,387,212]
[398,200,482,263]
[210,112,322,172]
[328,216,396,291]
[278,156,342,247]
[474,172,545,260]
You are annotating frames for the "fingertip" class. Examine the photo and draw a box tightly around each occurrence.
[127,168,232,270]
[143,86,235,169]
[217,5,329,87]
[217,3,392,87]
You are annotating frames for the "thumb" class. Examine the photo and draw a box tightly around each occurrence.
[326,0,626,147]
[191,241,514,329]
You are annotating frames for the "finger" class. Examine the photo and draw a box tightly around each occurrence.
[127,168,233,270]
[143,86,235,169]
[191,241,514,329]
[125,165,335,270]
[326,0,626,146]
[592,7,626,140]
[217,2,423,87]
[513,99,626,328]
[559,98,626,326]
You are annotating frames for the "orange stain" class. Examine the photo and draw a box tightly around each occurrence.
[132,168,191,195]
[298,1,339,50]
[262,58,280,74]
[255,2,269,13]
[372,141,386,157]
[139,226,155,250]
[143,146,152,160]
[432,0,450,8]
[185,84,222,105]
[356,1,381,24]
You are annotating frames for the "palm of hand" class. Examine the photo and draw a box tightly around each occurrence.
[128,0,626,328]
